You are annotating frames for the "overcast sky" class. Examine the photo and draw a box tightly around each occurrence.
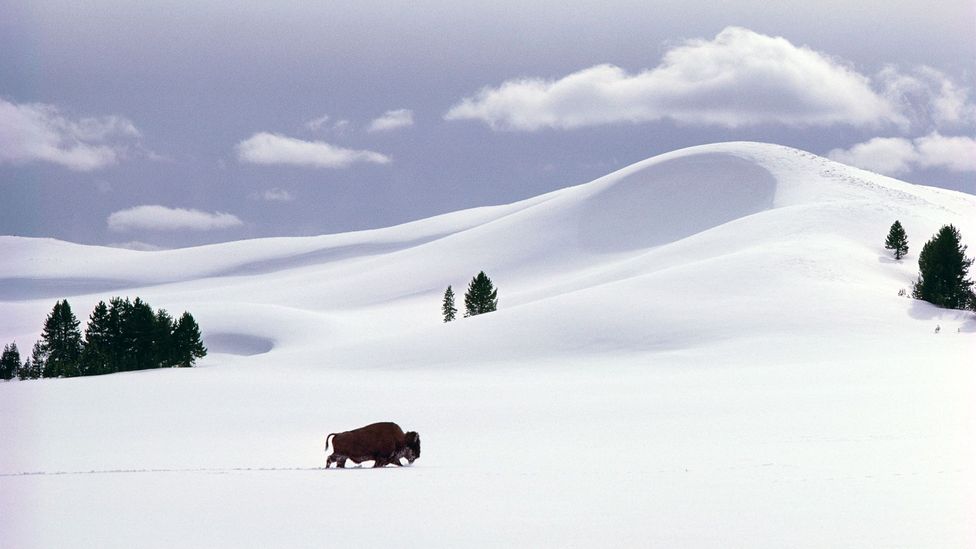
[2,1,974,249]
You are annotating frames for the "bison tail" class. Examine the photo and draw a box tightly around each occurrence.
[324,433,338,453]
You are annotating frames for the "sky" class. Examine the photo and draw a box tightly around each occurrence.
[1,0,974,249]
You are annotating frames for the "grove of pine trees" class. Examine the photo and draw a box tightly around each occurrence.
[1,297,207,381]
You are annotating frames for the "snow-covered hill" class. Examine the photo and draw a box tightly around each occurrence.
[1,142,973,548]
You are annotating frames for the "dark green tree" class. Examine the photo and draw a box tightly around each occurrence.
[106,297,129,373]
[913,224,975,310]
[442,286,457,322]
[119,298,155,371]
[153,309,176,368]
[0,342,20,380]
[81,301,113,376]
[25,341,46,380]
[172,312,206,367]
[40,300,83,378]
[885,220,909,260]
[17,357,33,380]
[464,271,498,317]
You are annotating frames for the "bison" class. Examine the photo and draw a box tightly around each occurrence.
[324,422,421,468]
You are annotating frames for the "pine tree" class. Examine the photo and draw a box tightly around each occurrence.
[885,220,909,260]
[913,224,975,310]
[127,298,157,371]
[26,341,46,380]
[0,342,20,380]
[17,357,33,380]
[172,312,206,367]
[153,309,176,368]
[106,297,129,373]
[442,286,457,322]
[464,271,498,317]
[40,300,83,378]
[81,301,113,376]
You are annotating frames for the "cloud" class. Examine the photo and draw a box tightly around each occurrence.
[878,65,976,131]
[0,97,141,171]
[445,26,907,130]
[827,133,976,175]
[107,241,165,251]
[236,132,391,168]
[249,187,295,202]
[304,115,350,134]
[367,109,414,132]
[108,205,244,232]
[304,114,331,131]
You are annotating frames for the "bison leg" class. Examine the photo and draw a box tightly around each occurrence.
[336,456,348,468]
[325,455,335,468]
[372,457,389,468]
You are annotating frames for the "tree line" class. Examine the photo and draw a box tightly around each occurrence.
[1,297,206,381]
[885,220,975,310]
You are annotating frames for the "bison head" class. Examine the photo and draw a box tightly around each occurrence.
[404,431,421,463]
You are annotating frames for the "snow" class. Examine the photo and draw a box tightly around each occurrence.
[1,142,974,548]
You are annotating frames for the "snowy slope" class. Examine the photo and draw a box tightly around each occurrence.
[1,142,974,548]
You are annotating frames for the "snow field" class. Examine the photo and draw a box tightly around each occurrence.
[1,142,974,547]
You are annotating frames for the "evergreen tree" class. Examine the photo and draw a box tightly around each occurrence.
[17,357,33,380]
[81,301,113,376]
[913,224,975,310]
[0,342,20,380]
[40,300,83,378]
[152,309,176,368]
[26,341,46,380]
[464,271,498,317]
[442,286,457,322]
[172,312,206,367]
[885,220,909,260]
[128,298,157,370]
[106,297,129,373]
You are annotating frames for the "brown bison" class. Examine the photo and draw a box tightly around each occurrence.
[324,422,421,468]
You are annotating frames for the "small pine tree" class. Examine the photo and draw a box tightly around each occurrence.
[442,286,457,322]
[40,300,83,378]
[0,342,20,380]
[17,357,33,380]
[464,271,498,317]
[172,312,207,367]
[913,224,975,310]
[885,220,909,260]
[26,341,46,380]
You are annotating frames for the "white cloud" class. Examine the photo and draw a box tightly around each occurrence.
[0,97,141,171]
[249,187,295,202]
[108,205,244,232]
[107,241,165,251]
[877,65,976,131]
[236,132,391,168]
[827,133,976,175]
[827,137,919,175]
[913,133,976,172]
[445,27,907,130]
[304,114,331,131]
[367,109,414,132]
